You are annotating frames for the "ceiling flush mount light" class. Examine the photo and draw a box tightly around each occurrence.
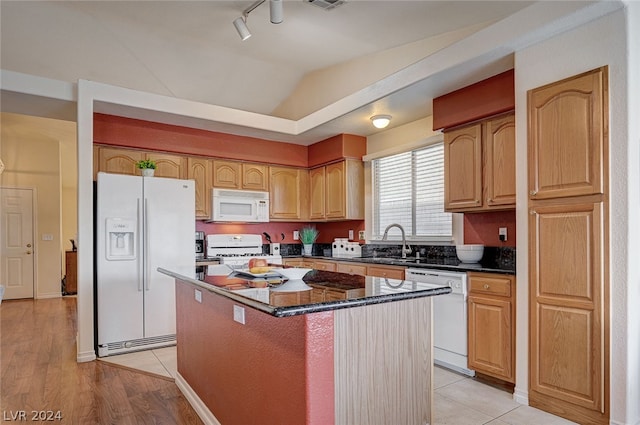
[233,0,284,40]
[370,115,392,129]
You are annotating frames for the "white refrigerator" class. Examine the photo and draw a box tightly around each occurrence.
[96,172,195,357]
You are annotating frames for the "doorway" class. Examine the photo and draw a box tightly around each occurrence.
[0,187,35,299]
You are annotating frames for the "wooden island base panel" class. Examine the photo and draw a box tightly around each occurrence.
[160,267,451,425]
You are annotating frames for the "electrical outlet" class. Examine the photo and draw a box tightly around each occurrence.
[293,230,299,240]
[348,229,354,240]
[42,234,54,241]
[194,289,202,303]
[499,227,508,242]
[233,305,245,324]
[358,230,365,240]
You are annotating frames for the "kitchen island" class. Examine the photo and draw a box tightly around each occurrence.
[159,267,451,425]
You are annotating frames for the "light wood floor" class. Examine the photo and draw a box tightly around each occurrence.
[0,297,202,424]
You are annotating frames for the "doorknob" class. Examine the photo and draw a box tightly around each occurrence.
[26,251,32,254]
[26,243,32,248]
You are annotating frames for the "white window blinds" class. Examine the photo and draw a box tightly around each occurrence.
[372,143,452,241]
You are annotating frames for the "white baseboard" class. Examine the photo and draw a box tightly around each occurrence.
[175,372,221,425]
[37,291,62,299]
[76,350,96,363]
[513,387,529,405]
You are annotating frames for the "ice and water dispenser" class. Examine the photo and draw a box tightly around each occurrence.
[105,218,136,260]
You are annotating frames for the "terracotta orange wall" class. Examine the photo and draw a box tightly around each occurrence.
[176,280,335,425]
[93,113,308,167]
[195,220,365,244]
[463,210,516,247]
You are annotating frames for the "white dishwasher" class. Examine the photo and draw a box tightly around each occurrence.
[405,268,475,376]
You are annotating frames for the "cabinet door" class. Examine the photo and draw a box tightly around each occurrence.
[242,164,268,191]
[187,157,211,219]
[528,67,606,200]
[98,147,144,176]
[468,295,513,382]
[529,201,606,415]
[269,166,309,220]
[444,123,482,210]
[484,114,516,208]
[309,167,326,220]
[325,161,346,219]
[213,160,241,188]
[147,153,186,179]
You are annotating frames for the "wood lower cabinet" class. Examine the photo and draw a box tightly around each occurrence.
[467,272,515,383]
[269,290,310,307]
[269,166,309,221]
[364,265,405,280]
[307,260,336,272]
[64,251,77,294]
[187,157,211,219]
[444,113,515,212]
[336,262,367,276]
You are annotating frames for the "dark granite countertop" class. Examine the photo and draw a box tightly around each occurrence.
[285,255,516,275]
[159,267,452,318]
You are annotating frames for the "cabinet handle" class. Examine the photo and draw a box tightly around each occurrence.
[530,209,537,215]
[529,190,537,196]
[483,284,490,289]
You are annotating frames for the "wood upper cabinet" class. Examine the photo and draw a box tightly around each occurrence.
[528,67,606,200]
[444,123,482,210]
[484,114,516,207]
[444,113,515,212]
[212,160,240,188]
[242,163,268,191]
[212,160,268,191]
[146,152,186,179]
[309,160,364,221]
[187,157,211,219]
[309,167,326,220]
[95,146,145,178]
[269,166,309,221]
[467,272,515,383]
[95,146,185,179]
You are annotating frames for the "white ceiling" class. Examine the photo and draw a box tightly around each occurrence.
[1,1,603,145]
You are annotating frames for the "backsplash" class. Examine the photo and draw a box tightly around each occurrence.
[272,243,516,271]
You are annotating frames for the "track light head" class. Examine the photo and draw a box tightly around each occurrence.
[270,0,283,24]
[233,17,251,41]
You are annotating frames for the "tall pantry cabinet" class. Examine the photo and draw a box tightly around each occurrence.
[527,67,609,425]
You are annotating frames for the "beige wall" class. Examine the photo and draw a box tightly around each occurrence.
[0,113,77,297]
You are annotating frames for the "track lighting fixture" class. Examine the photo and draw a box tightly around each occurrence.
[370,115,392,129]
[233,0,284,41]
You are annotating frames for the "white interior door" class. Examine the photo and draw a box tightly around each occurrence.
[1,188,35,299]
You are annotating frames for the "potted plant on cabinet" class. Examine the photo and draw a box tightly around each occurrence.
[300,226,319,256]
[136,159,156,177]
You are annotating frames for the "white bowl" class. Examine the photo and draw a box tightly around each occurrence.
[455,245,484,263]
[273,267,313,281]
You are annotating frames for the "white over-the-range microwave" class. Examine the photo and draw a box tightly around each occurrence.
[209,188,269,222]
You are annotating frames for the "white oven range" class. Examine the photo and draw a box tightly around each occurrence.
[206,234,282,269]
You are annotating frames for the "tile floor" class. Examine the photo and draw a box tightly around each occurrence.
[100,348,577,425]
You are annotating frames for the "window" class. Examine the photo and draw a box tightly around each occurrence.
[372,142,452,241]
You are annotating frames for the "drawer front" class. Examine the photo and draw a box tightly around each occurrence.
[367,266,405,280]
[469,274,512,297]
[336,263,367,276]
[313,261,337,272]
[325,289,347,301]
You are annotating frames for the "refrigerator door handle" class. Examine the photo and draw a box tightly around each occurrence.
[137,198,143,292]
[145,198,151,291]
